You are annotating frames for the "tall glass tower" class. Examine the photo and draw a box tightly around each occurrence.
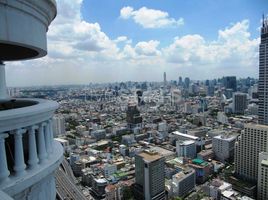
[258,15,268,125]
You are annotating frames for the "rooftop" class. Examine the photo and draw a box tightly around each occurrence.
[172,131,199,140]
[138,151,162,162]
[213,134,236,141]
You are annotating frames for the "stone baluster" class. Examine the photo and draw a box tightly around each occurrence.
[44,122,52,157]
[37,123,48,164]
[0,133,10,182]
[48,119,54,151]
[27,125,39,169]
[13,129,26,177]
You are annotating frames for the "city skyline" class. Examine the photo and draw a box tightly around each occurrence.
[5,0,268,86]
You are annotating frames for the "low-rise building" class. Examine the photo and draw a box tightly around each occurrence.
[213,135,236,163]
[170,169,196,198]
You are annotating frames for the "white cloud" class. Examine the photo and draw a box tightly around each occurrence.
[121,40,161,59]
[47,0,119,59]
[120,6,134,19]
[4,0,259,86]
[135,40,161,56]
[163,19,259,78]
[120,6,184,28]
[114,36,132,44]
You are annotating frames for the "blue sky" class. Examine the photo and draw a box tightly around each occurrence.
[6,0,268,86]
[82,0,266,41]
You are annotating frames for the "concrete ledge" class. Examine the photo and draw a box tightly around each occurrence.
[0,98,59,133]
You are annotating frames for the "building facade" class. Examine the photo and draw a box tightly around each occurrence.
[235,124,268,182]
[134,151,165,200]
[176,140,196,159]
[212,135,236,163]
[223,76,237,92]
[257,152,268,200]
[258,16,268,125]
[170,170,195,198]
[52,115,66,136]
[233,93,247,114]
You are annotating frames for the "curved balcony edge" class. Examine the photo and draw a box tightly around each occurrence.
[0,98,59,133]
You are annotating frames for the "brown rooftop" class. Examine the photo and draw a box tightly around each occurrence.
[138,151,162,162]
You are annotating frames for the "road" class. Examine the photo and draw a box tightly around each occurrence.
[61,159,77,184]
[56,159,93,200]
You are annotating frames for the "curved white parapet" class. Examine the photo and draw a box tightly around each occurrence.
[0,98,58,133]
[0,0,57,61]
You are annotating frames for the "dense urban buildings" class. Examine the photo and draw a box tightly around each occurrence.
[0,0,267,199]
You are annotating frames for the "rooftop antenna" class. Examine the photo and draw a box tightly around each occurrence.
[263,13,265,27]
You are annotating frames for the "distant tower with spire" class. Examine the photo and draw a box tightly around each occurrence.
[258,14,268,125]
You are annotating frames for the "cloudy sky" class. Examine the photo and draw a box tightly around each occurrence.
[6,0,268,86]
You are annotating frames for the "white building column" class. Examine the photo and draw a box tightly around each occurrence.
[0,133,10,182]
[37,123,48,164]
[27,126,39,169]
[0,62,8,100]
[13,129,26,177]
[44,122,52,157]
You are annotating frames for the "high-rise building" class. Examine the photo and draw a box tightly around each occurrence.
[184,77,190,89]
[0,1,62,200]
[53,115,66,136]
[233,92,247,114]
[258,16,268,125]
[178,76,183,86]
[171,89,182,108]
[223,76,237,92]
[126,103,142,130]
[134,150,165,200]
[258,152,268,200]
[235,124,268,182]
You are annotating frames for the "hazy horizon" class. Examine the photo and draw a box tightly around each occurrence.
[5,0,268,87]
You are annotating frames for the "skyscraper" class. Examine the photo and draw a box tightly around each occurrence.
[53,115,66,136]
[234,16,268,199]
[258,16,268,125]
[178,76,183,86]
[223,76,237,92]
[184,77,190,89]
[233,92,248,114]
[134,150,165,200]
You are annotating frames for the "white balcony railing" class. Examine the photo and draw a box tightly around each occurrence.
[0,98,63,198]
